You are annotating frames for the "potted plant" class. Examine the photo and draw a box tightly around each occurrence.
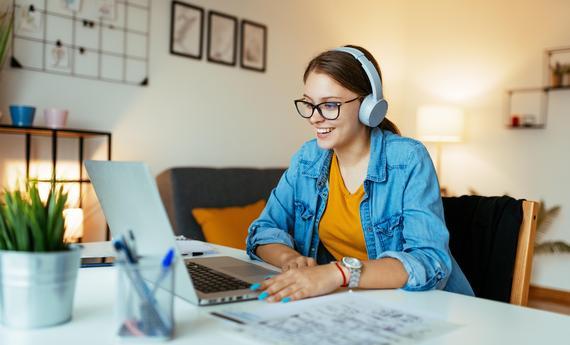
[534,202,570,254]
[0,181,82,329]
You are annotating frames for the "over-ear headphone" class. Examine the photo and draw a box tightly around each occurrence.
[333,47,388,127]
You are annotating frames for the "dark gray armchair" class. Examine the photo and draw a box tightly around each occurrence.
[156,167,285,241]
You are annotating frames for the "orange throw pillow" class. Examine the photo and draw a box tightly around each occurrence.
[191,200,266,250]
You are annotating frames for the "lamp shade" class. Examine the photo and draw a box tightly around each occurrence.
[416,105,464,143]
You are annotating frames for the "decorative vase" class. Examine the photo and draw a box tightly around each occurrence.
[44,108,68,128]
[0,245,82,329]
[9,105,36,126]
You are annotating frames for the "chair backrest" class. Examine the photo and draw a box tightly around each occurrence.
[156,167,285,241]
[443,196,539,306]
[510,200,539,305]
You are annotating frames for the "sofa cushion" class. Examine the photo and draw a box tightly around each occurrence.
[156,167,285,240]
[192,199,266,249]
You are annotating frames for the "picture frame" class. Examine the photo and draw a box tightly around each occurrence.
[170,1,204,60]
[240,20,267,72]
[207,11,237,66]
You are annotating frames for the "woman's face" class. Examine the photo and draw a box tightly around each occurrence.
[302,71,365,151]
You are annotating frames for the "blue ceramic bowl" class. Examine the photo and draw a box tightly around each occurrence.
[9,105,36,127]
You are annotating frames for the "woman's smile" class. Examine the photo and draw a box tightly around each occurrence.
[315,127,335,139]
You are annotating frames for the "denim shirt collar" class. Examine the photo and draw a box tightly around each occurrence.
[300,127,388,183]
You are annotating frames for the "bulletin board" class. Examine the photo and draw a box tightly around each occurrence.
[11,0,150,86]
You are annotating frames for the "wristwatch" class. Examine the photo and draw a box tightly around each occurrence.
[341,257,363,288]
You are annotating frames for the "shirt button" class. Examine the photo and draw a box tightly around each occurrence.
[366,226,372,232]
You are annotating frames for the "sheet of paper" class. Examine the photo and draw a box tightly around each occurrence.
[217,292,459,345]
[175,240,217,255]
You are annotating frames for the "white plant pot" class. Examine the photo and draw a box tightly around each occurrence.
[0,245,81,328]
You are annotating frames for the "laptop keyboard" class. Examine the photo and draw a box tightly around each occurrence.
[186,262,251,293]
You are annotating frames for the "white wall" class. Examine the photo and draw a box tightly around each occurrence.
[1,0,569,291]
[0,0,341,240]
[0,0,406,241]
[1,0,324,174]
[396,0,570,292]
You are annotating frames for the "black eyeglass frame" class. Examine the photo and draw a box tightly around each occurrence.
[293,96,361,120]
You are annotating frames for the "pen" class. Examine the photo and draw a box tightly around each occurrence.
[127,229,138,260]
[181,251,205,256]
[113,240,171,335]
[151,248,175,296]
[118,235,137,264]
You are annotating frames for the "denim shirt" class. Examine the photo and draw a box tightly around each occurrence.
[246,128,473,294]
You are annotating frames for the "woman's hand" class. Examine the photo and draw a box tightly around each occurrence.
[254,244,315,272]
[281,255,317,272]
[252,263,343,303]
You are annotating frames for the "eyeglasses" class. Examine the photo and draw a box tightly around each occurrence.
[293,96,361,120]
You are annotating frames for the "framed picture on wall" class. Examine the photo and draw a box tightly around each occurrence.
[207,11,238,66]
[170,1,204,60]
[240,20,267,72]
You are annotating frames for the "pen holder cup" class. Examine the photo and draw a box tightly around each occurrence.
[116,257,175,341]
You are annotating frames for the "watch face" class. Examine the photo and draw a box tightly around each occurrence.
[342,257,363,269]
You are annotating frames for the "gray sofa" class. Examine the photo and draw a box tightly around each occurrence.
[156,167,285,241]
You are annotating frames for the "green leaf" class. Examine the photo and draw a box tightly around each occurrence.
[0,203,16,250]
[0,181,69,252]
[52,187,68,250]
[0,205,11,250]
[26,206,45,251]
[29,183,46,228]
[5,191,29,251]
[45,184,67,251]
[537,205,561,233]
[535,241,570,254]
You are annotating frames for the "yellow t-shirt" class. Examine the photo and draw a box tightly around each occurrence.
[319,154,368,261]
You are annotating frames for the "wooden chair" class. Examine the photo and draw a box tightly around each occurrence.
[443,197,539,306]
[510,200,539,306]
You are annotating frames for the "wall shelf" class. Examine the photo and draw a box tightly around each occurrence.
[0,124,112,240]
[505,46,570,129]
[507,85,570,94]
[0,124,112,138]
[506,125,546,130]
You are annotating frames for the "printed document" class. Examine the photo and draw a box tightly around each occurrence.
[215,292,459,345]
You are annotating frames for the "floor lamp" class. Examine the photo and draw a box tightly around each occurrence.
[416,105,464,195]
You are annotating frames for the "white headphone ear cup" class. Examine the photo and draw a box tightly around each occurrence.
[358,95,375,127]
[359,95,388,127]
[368,99,388,127]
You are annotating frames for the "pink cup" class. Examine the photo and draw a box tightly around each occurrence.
[44,108,68,128]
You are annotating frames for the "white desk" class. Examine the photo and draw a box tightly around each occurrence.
[1,243,569,344]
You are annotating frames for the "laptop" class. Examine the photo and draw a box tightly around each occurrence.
[85,160,278,306]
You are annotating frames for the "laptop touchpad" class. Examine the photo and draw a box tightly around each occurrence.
[222,265,277,279]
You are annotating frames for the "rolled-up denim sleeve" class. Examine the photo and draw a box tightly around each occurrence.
[377,143,452,291]
[246,148,302,261]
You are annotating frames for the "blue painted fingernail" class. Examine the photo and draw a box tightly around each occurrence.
[250,283,261,291]
[281,297,291,303]
[258,291,269,300]
[264,275,274,280]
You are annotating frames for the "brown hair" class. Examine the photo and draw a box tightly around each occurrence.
[303,45,400,135]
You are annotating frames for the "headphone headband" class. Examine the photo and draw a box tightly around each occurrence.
[333,47,384,101]
[332,46,388,127]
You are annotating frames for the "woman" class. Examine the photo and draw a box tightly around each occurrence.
[246,45,473,303]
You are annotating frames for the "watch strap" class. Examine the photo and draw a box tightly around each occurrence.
[347,266,361,288]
